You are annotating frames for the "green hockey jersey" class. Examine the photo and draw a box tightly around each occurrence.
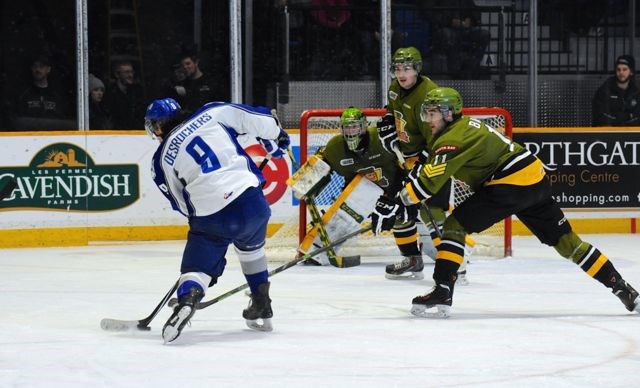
[409,116,546,201]
[320,127,403,195]
[387,75,439,157]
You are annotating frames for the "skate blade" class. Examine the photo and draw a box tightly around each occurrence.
[456,274,470,286]
[410,304,451,318]
[162,306,193,344]
[632,296,640,313]
[385,271,424,280]
[245,318,273,332]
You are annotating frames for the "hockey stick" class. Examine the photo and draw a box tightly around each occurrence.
[0,177,17,200]
[167,226,372,311]
[100,150,275,332]
[286,145,358,267]
[100,280,179,332]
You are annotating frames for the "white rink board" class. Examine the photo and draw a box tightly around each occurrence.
[0,131,299,230]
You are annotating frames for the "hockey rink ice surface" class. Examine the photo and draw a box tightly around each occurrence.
[2,234,640,387]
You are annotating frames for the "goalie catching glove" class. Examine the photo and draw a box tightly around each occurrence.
[376,113,398,155]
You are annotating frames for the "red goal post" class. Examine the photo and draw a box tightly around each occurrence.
[297,107,514,258]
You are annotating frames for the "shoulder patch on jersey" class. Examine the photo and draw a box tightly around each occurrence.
[340,158,355,166]
[422,163,447,178]
[435,145,459,154]
[389,91,398,100]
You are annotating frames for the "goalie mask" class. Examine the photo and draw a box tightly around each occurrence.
[390,46,423,77]
[340,107,367,152]
[420,87,463,125]
[144,98,182,140]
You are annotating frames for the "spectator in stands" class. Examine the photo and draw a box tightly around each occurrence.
[105,60,145,130]
[304,0,356,80]
[438,9,490,79]
[88,74,112,130]
[169,48,219,114]
[592,55,640,126]
[9,55,72,130]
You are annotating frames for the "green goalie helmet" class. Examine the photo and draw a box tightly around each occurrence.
[421,87,463,121]
[391,47,423,73]
[340,107,367,151]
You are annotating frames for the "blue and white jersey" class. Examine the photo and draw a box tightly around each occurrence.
[151,102,280,217]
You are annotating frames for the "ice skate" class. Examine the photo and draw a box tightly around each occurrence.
[162,285,203,343]
[612,278,640,313]
[385,255,424,280]
[243,282,273,331]
[411,275,457,318]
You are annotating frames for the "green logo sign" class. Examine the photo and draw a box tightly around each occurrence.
[0,142,139,211]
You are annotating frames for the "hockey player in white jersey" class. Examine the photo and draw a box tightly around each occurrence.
[144,98,290,343]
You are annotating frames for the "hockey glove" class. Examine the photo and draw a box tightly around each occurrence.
[376,113,398,155]
[258,138,285,159]
[371,195,400,235]
[276,127,290,150]
[397,203,419,224]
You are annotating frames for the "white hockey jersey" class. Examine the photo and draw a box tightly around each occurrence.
[151,102,280,217]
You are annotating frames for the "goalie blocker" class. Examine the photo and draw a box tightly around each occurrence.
[288,158,384,267]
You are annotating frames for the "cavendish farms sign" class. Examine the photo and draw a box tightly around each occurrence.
[0,142,139,211]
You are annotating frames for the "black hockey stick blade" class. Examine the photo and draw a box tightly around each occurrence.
[329,255,361,268]
[100,280,179,332]
[176,226,373,310]
[0,177,17,200]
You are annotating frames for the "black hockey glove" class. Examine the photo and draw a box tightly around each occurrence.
[397,203,419,224]
[376,113,398,155]
[371,195,400,235]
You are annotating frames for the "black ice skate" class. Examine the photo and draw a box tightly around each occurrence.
[243,282,273,332]
[162,286,203,343]
[385,255,424,280]
[411,275,457,318]
[612,278,640,313]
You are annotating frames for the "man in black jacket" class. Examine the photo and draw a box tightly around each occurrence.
[592,54,640,126]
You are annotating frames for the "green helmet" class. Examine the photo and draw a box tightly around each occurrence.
[340,107,367,151]
[391,47,423,73]
[421,87,463,121]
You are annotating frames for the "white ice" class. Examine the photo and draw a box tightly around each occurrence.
[1,234,639,388]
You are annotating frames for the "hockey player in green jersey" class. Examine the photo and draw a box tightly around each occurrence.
[377,46,472,280]
[381,46,438,159]
[375,86,640,318]
[294,107,423,278]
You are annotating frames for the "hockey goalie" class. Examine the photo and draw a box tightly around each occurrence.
[287,107,440,278]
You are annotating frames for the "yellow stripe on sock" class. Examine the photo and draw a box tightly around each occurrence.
[395,233,419,245]
[586,254,608,277]
[436,250,464,265]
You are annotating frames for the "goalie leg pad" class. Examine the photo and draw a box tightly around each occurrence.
[299,176,384,266]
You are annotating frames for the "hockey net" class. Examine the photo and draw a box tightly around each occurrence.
[267,107,513,262]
